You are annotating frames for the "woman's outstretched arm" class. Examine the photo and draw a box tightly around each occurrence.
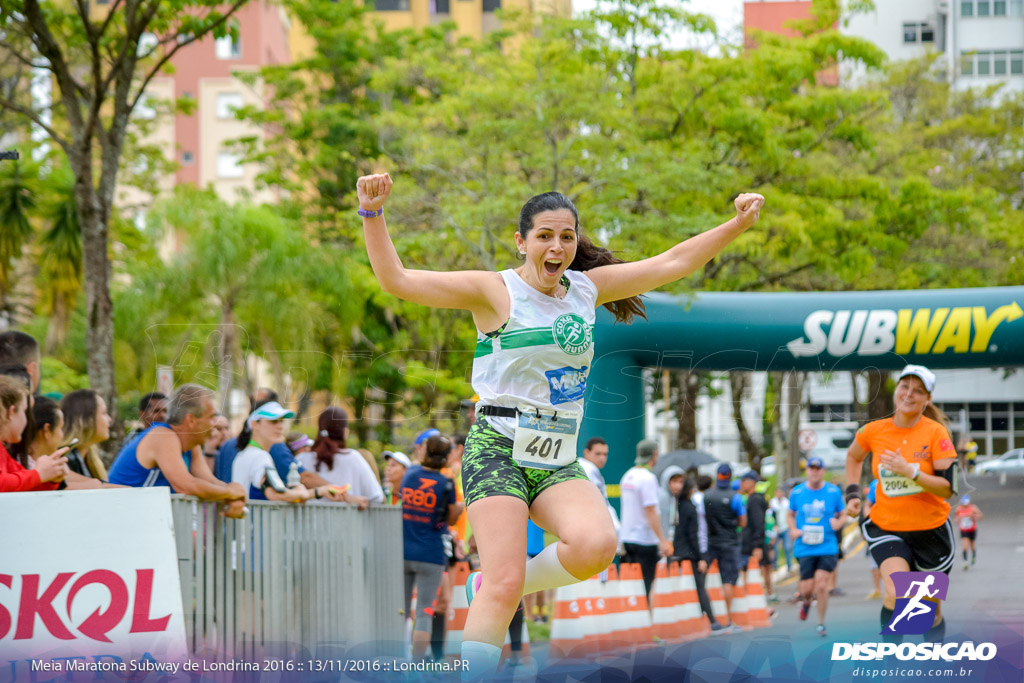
[586,193,764,306]
[358,173,504,313]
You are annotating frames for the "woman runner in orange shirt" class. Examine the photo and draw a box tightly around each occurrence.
[844,365,958,643]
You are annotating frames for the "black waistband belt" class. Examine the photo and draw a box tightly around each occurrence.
[478,405,518,418]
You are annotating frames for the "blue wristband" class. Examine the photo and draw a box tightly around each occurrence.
[358,207,383,218]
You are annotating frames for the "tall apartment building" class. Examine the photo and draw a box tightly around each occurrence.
[369,0,569,40]
[126,0,572,205]
[744,0,1024,92]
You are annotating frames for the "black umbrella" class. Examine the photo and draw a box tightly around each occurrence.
[652,449,719,479]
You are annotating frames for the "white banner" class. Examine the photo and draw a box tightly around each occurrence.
[0,488,187,677]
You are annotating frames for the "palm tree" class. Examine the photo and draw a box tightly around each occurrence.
[0,159,38,325]
[151,187,320,412]
[38,165,83,352]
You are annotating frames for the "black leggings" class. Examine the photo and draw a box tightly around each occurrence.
[623,542,660,600]
[681,558,716,623]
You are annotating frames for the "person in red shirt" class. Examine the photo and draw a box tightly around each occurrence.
[0,376,69,492]
[954,495,982,571]
[845,365,957,644]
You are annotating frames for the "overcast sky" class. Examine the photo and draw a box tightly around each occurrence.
[572,0,745,50]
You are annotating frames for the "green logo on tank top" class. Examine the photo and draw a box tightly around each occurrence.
[553,313,592,355]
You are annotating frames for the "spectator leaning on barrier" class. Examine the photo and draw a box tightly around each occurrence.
[300,407,382,507]
[202,414,230,471]
[0,376,69,492]
[231,402,340,504]
[127,392,168,441]
[107,384,247,517]
[216,390,338,493]
[61,389,113,482]
[383,450,411,505]
[401,434,463,661]
[0,363,34,466]
[26,396,63,469]
[286,432,314,458]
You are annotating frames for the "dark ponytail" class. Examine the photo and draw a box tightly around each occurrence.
[312,406,348,472]
[25,395,61,461]
[570,234,646,324]
[236,421,253,452]
[518,192,647,324]
[422,434,451,470]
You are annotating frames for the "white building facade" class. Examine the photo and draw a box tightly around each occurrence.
[841,0,1024,92]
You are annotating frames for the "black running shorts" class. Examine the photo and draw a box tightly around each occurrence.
[462,418,589,507]
[861,517,955,574]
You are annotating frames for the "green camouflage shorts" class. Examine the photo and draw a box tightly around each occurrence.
[462,418,589,507]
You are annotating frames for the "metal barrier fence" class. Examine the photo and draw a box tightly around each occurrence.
[170,497,404,660]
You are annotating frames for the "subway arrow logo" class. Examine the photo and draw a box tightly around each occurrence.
[786,302,1023,358]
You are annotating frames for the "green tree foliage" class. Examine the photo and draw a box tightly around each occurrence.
[231,0,1022,440]
[37,164,83,352]
[231,0,387,241]
[0,0,253,425]
[0,159,37,306]
[145,187,329,412]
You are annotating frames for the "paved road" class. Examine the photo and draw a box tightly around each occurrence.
[515,474,1024,681]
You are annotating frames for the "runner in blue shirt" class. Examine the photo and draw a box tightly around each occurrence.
[788,456,847,637]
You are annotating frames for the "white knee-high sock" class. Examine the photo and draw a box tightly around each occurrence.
[460,640,501,680]
[522,542,579,595]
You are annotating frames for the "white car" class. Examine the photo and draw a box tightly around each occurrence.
[975,448,1024,476]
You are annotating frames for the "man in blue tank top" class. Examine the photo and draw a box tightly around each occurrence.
[109,384,246,516]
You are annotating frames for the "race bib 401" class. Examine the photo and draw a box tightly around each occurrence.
[512,406,580,471]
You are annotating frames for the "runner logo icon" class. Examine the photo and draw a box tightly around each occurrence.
[552,314,592,355]
[884,571,949,635]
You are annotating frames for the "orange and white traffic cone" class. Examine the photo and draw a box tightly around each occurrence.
[549,577,590,658]
[704,560,731,627]
[651,560,679,641]
[731,578,750,629]
[444,562,471,660]
[744,556,773,628]
[677,560,711,639]
[618,563,654,645]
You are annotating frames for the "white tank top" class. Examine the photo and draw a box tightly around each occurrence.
[472,269,598,439]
